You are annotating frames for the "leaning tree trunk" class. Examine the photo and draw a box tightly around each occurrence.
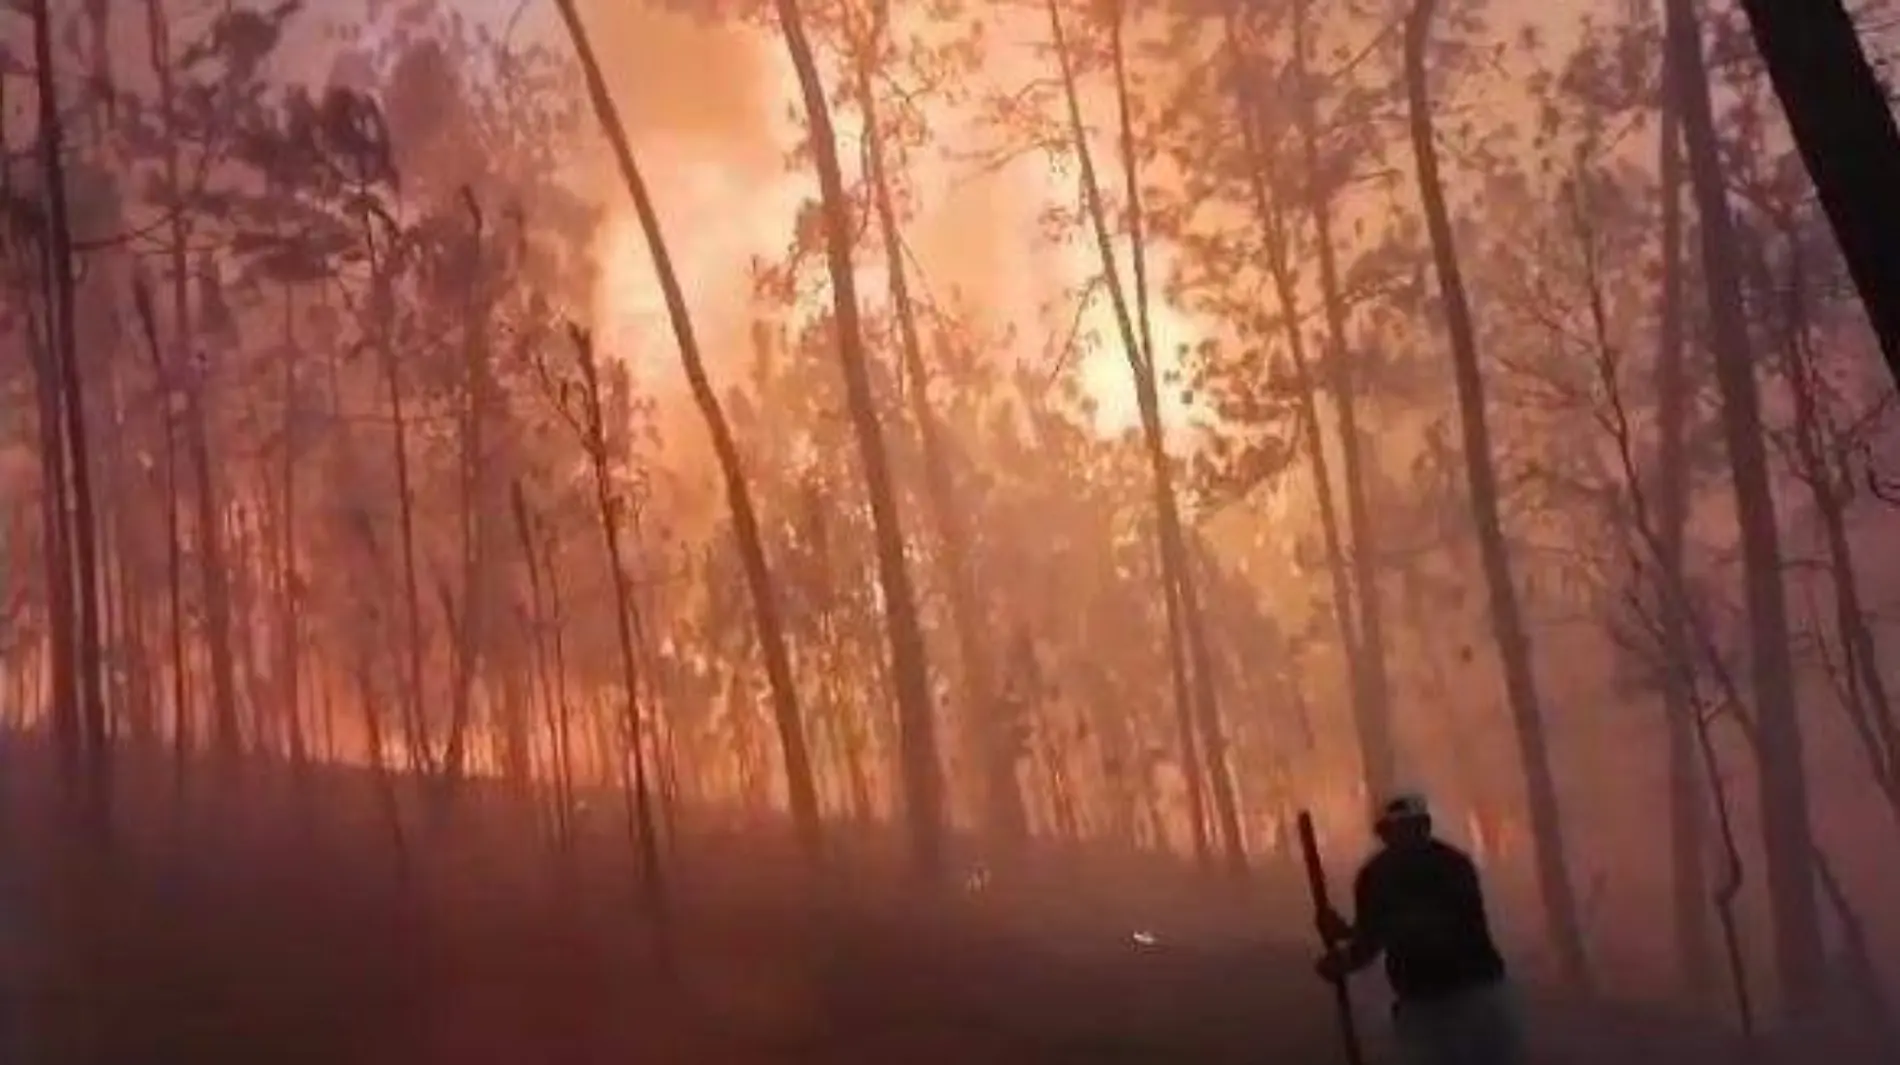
[553,0,824,856]
[1665,0,1826,1016]
[1733,0,1900,390]
[1405,0,1590,988]
[1049,0,1244,870]
[775,0,947,876]
[1651,77,1715,999]
[1108,0,1243,871]
[1291,0,1398,798]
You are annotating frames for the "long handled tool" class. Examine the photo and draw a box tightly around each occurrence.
[1297,809,1366,1065]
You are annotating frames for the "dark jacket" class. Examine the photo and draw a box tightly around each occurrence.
[1346,838,1506,1000]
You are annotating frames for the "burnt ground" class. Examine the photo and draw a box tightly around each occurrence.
[0,746,1872,1065]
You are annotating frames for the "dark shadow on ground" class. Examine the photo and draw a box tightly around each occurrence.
[0,743,1877,1065]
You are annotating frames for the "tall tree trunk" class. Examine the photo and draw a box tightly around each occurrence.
[276,268,306,770]
[543,534,577,809]
[1223,13,1368,801]
[146,0,237,762]
[1651,80,1715,998]
[1733,0,1900,389]
[1047,0,1244,870]
[1405,0,1589,987]
[773,0,947,876]
[1105,1,1244,871]
[567,328,669,940]
[365,232,432,775]
[129,274,191,797]
[513,485,573,846]
[444,196,490,785]
[1665,0,1826,1014]
[352,637,409,881]
[851,5,1024,851]
[553,0,823,857]
[35,0,110,825]
[29,312,79,782]
[1162,577,1210,861]
[1291,0,1397,798]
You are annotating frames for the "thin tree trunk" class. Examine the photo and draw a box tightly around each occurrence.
[565,328,669,947]
[1291,0,1397,798]
[364,229,432,776]
[146,0,237,764]
[552,0,823,857]
[1651,80,1715,997]
[353,640,409,882]
[1162,580,1210,861]
[278,278,305,769]
[1106,2,1243,870]
[1779,231,1900,822]
[773,0,947,876]
[1223,12,1367,796]
[513,484,572,847]
[36,0,110,827]
[1665,0,1825,1014]
[543,533,577,815]
[1405,0,1589,987]
[129,273,191,800]
[444,194,489,785]
[851,5,1023,851]
[1047,0,1243,871]
[28,303,79,787]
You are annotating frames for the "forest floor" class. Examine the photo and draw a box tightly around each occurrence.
[0,742,1875,1065]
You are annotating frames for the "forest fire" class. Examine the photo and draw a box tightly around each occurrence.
[1,0,1898,1062]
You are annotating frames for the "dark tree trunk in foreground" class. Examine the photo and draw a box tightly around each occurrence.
[1735,0,1900,391]
[775,0,948,877]
[1405,0,1590,988]
[1667,0,1827,1016]
[553,0,824,857]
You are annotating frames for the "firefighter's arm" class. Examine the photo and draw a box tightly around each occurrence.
[1320,870,1382,974]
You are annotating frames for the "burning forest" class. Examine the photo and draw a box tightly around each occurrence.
[1,0,1898,1061]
